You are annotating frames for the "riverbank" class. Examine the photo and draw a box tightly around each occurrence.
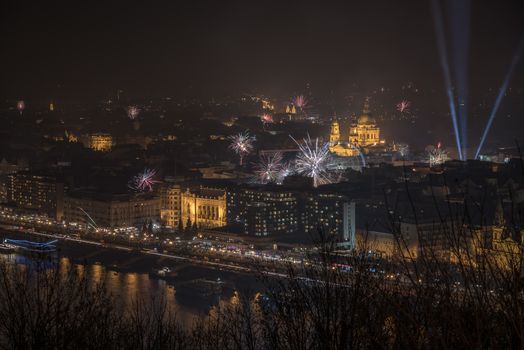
[0,228,268,295]
[0,224,287,276]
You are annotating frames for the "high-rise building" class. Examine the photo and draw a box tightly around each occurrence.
[228,184,356,241]
[6,172,65,220]
[303,192,356,247]
[228,185,300,236]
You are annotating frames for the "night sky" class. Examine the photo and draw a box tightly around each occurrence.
[1,0,523,100]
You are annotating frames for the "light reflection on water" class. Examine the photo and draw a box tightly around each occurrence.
[0,253,238,325]
[0,226,267,326]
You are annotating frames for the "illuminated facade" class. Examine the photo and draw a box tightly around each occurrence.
[261,99,274,111]
[329,99,385,156]
[329,119,340,143]
[89,133,113,152]
[490,225,523,270]
[64,191,160,228]
[160,184,181,227]
[475,204,524,270]
[349,99,381,147]
[65,130,78,142]
[7,172,64,220]
[181,187,227,229]
[285,105,297,114]
[356,230,396,258]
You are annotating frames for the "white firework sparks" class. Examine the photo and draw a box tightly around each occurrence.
[276,161,294,184]
[427,143,448,167]
[253,152,283,184]
[127,106,140,120]
[228,131,256,165]
[291,135,334,187]
[396,143,409,158]
[129,168,160,192]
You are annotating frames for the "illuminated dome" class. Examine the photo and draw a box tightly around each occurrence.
[357,113,376,125]
[357,98,375,125]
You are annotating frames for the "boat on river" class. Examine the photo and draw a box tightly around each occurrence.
[2,238,58,255]
[176,278,224,298]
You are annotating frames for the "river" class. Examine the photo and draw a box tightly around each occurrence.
[0,230,266,325]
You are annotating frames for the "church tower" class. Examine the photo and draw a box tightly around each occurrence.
[285,105,297,114]
[330,117,340,143]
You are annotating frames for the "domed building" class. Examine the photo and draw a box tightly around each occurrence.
[329,99,385,157]
[349,99,381,147]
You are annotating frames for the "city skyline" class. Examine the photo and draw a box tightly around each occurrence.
[1,2,524,348]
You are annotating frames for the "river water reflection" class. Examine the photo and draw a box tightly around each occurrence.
[0,233,264,326]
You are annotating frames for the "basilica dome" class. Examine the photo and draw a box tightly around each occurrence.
[357,113,376,125]
[357,98,376,125]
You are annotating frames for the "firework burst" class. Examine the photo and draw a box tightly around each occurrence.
[293,95,308,109]
[396,100,411,113]
[396,143,409,158]
[17,100,25,114]
[253,152,283,184]
[127,105,140,120]
[276,161,294,184]
[427,142,448,167]
[129,168,160,192]
[291,135,334,187]
[260,113,274,125]
[228,131,256,165]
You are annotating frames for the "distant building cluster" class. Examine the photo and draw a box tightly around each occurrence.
[158,181,355,245]
[0,93,523,264]
[329,99,386,157]
[88,133,113,152]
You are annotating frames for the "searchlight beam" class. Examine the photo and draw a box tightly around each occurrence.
[475,37,524,159]
[431,0,463,160]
